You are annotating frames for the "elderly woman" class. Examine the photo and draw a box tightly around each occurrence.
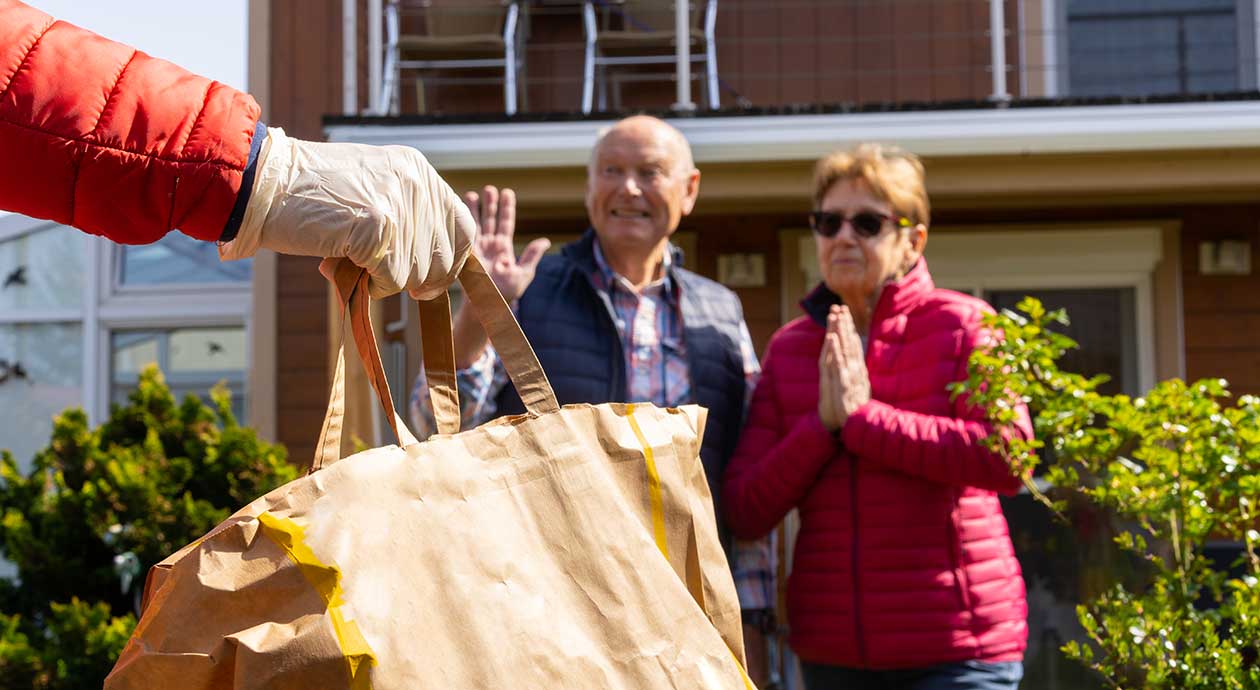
[723,144,1032,690]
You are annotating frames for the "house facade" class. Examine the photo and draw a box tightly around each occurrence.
[313,3,1260,687]
[2,1,1258,687]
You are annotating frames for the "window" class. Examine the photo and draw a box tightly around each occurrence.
[0,323,83,464]
[119,233,251,286]
[988,287,1139,395]
[0,215,252,471]
[112,327,248,419]
[0,223,86,464]
[1061,0,1255,97]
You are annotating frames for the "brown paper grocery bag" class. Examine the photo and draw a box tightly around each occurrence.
[105,256,754,690]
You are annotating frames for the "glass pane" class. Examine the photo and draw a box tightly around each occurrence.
[111,327,247,420]
[0,225,84,310]
[1070,0,1232,13]
[1185,15,1238,92]
[986,287,1138,396]
[1067,1,1237,97]
[112,332,160,375]
[119,233,251,285]
[0,323,83,472]
[1069,17,1181,96]
[169,328,247,373]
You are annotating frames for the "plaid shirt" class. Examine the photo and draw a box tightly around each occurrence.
[411,237,776,611]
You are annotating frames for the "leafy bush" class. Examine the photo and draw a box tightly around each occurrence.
[0,366,296,690]
[955,297,1260,690]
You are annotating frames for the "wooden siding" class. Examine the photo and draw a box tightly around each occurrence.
[267,0,345,463]
[1180,205,1260,393]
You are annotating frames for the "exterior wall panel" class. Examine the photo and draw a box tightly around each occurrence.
[268,0,342,463]
[1181,205,1260,393]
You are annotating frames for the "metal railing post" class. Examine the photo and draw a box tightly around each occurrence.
[343,0,357,114]
[672,1,695,112]
[989,0,1011,103]
[368,0,383,114]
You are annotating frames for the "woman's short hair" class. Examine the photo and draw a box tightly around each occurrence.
[812,143,930,228]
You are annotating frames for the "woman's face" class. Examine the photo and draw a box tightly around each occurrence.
[814,178,926,303]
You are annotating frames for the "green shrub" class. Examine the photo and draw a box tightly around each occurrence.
[955,298,1260,690]
[0,365,297,690]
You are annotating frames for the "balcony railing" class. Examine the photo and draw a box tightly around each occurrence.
[341,0,1259,118]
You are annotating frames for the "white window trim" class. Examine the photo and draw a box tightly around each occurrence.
[0,310,81,324]
[92,240,252,425]
[926,227,1163,395]
[1043,0,1061,98]
[1,216,253,428]
[327,100,1260,172]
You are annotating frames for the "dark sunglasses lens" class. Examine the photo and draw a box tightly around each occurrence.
[810,212,842,237]
[852,213,885,237]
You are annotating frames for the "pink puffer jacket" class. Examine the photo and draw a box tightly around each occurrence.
[723,258,1031,669]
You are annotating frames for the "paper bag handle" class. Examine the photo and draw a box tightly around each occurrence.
[453,256,560,418]
[410,257,560,435]
[311,255,559,470]
[311,259,420,471]
[408,256,561,435]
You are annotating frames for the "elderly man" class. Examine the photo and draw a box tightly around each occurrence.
[410,115,776,679]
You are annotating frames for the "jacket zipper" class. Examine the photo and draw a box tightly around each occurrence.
[849,287,881,668]
[850,462,867,667]
[843,260,912,667]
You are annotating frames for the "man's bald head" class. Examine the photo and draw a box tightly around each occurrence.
[584,115,702,260]
[588,115,695,176]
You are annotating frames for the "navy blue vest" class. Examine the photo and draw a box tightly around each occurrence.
[495,230,749,544]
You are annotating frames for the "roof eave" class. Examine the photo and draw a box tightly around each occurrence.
[324,100,1260,170]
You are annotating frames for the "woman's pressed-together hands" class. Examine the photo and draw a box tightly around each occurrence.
[818,305,870,432]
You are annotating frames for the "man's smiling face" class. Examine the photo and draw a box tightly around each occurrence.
[585,116,699,257]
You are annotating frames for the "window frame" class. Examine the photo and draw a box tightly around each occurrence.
[0,215,252,431]
[1045,0,1259,96]
[925,226,1162,394]
[95,234,252,423]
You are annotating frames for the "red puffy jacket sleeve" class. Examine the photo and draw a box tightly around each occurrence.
[841,312,1033,495]
[0,0,261,243]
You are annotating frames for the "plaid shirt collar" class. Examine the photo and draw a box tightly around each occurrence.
[590,235,677,301]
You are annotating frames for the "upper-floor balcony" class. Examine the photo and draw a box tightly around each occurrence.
[337,0,1260,120]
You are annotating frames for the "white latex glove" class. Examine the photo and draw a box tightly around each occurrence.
[219,127,476,300]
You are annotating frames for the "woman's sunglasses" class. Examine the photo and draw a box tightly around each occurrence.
[809,211,911,238]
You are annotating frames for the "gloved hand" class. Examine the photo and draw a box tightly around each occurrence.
[219,127,476,300]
